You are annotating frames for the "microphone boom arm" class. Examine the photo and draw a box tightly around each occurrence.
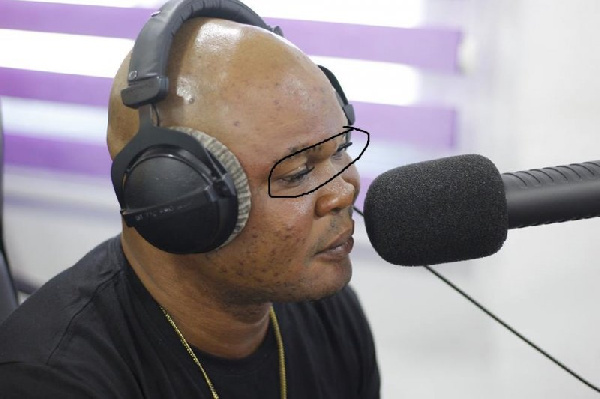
[504,160,600,229]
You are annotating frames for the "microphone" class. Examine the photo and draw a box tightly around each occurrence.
[363,154,600,266]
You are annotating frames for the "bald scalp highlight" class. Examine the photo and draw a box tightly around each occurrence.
[106,17,320,160]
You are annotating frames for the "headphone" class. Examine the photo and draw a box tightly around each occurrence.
[111,0,356,254]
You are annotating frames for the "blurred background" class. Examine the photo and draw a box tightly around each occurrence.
[1,0,599,397]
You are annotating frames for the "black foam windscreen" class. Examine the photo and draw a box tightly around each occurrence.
[363,154,509,266]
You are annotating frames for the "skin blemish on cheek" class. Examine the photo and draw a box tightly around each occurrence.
[233,121,241,127]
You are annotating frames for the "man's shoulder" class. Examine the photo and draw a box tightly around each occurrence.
[0,361,100,399]
[0,236,127,365]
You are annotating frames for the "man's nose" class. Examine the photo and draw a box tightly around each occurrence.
[315,164,360,216]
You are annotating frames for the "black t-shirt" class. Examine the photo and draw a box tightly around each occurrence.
[0,236,380,398]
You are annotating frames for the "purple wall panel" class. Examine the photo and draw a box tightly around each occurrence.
[4,133,112,177]
[0,68,455,150]
[0,68,112,108]
[266,18,462,72]
[354,102,456,149]
[0,0,460,177]
[0,0,461,71]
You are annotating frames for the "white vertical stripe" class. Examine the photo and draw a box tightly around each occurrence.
[311,56,420,106]
[1,97,108,143]
[0,29,133,78]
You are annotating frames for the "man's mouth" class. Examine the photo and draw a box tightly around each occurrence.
[316,227,355,259]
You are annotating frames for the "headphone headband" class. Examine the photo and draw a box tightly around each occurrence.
[112,0,356,253]
[122,0,274,108]
[318,65,355,125]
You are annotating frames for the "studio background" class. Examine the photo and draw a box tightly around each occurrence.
[1,0,599,397]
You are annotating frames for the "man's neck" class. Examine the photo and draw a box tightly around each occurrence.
[122,234,272,359]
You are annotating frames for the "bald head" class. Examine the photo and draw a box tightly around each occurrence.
[107,17,337,159]
[108,13,359,309]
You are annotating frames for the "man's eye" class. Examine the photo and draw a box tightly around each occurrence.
[280,166,315,185]
[332,141,353,160]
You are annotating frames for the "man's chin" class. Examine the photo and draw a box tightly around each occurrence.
[307,280,351,301]
[294,262,353,302]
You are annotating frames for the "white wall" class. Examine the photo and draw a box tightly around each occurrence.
[353,0,600,397]
[4,0,600,398]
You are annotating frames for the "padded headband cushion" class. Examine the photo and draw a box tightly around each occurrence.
[169,126,251,248]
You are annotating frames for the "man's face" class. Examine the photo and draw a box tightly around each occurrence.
[186,65,360,304]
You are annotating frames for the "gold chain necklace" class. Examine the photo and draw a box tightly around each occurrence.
[161,306,287,399]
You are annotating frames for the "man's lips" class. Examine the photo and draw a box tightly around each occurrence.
[316,226,355,258]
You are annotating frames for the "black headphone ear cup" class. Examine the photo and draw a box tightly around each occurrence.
[121,126,251,254]
[122,140,237,254]
[169,126,252,247]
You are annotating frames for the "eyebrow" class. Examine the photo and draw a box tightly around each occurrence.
[274,131,350,165]
[284,142,313,158]
[282,133,347,159]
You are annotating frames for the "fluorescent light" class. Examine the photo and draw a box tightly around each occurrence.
[0,29,132,78]
[311,56,420,106]
[1,97,107,144]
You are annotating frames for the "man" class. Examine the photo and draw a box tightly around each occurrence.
[0,13,380,398]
